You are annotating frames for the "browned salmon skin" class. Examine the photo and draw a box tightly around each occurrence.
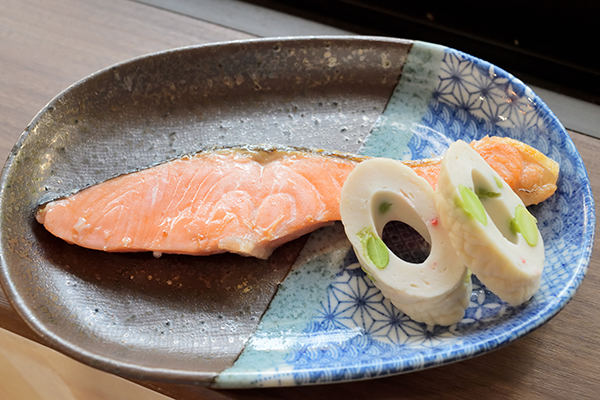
[36,138,558,259]
[407,136,559,206]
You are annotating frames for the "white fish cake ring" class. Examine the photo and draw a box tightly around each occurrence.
[340,157,471,327]
[435,140,545,305]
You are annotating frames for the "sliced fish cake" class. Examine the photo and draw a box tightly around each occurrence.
[434,140,545,305]
[340,157,471,326]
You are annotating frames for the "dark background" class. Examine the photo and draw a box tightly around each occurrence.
[243,0,599,104]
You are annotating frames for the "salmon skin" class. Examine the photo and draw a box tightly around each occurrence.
[36,138,559,259]
[408,136,560,207]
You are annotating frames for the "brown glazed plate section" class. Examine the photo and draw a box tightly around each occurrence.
[0,37,411,382]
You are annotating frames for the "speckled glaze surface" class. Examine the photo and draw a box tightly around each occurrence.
[0,37,594,388]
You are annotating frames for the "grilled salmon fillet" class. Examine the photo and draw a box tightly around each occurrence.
[36,138,559,259]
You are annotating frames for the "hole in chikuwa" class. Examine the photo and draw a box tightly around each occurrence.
[381,220,431,264]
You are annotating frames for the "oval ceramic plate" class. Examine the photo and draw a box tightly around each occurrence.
[0,37,594,388]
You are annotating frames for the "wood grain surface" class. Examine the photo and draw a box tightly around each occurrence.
[1,0,598,399]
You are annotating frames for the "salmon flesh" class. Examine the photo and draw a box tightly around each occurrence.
[36,138,559,259]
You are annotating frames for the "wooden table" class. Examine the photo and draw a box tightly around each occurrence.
[1,0,598,398]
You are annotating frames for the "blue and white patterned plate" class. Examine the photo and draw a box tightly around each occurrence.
[0,37,594,388]
[214,40,595,388]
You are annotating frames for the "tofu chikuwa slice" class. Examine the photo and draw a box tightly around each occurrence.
[434,140,545,305]
[340,157,471,326]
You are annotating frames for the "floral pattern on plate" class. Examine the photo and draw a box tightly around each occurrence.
[215,41,594,388]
